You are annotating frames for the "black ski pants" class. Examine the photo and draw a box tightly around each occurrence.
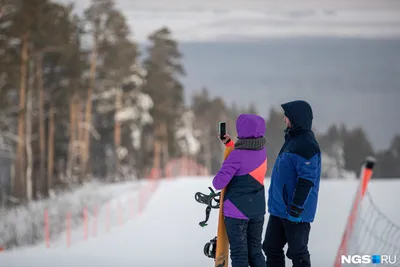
[225,215,266,267]
[262,215,311,267]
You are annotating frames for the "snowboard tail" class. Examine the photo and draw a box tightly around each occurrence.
[214,146,234,267]
[195,146,233,265]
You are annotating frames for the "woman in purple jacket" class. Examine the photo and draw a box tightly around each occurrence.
[213,114,268,267]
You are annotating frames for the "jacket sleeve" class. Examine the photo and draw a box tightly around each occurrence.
[212,150,240,190]
[290,153,319,209]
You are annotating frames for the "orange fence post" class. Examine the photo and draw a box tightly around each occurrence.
[83,207,88,240]
[92,206,98,237]
[117,201,123,226]
[44,209,50,248]
[129,197,134,219]
[106,202,111,232]
[66,212,71,247]
[333,158,375,267]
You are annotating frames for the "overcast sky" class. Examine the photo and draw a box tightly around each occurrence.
[55,0,400,42]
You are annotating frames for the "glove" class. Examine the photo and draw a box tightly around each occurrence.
[218,134,234,147]
[224,138,234,147]
[287,204,303,223]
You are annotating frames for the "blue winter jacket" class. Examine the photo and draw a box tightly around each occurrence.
[267,100,321,223]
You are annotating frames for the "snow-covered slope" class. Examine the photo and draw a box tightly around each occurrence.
[1,177,400,267]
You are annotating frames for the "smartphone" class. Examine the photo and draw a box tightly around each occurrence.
[219,122,226,140]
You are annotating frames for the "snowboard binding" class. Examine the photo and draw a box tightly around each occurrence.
[204,237,217,259]
[195,187,221,208]
[195,188,222,260]
[195,187,221,227]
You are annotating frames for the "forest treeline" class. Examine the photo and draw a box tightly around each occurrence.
[0,0,398,205]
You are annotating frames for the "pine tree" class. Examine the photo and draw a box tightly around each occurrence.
[1,0,78,200]
[190,88,232,173]
[265,108,285,176]
[317,125,354,178]
[114,68,154,179]
[84,0,138,180]
[375,135,400,178]
[0,0,158,203]
[342,126,375,177]
[246,102,258,115]
[142,27,185,173]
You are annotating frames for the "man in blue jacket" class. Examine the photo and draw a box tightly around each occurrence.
[263,100,321,267]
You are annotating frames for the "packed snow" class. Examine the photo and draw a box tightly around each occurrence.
[1,176,399,267]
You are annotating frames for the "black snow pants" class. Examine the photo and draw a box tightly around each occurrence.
[262,215,311,267]
[225,215,266,267]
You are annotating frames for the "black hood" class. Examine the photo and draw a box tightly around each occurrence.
[281,100,313,132]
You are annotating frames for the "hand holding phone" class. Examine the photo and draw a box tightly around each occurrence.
[218,122,226,141]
